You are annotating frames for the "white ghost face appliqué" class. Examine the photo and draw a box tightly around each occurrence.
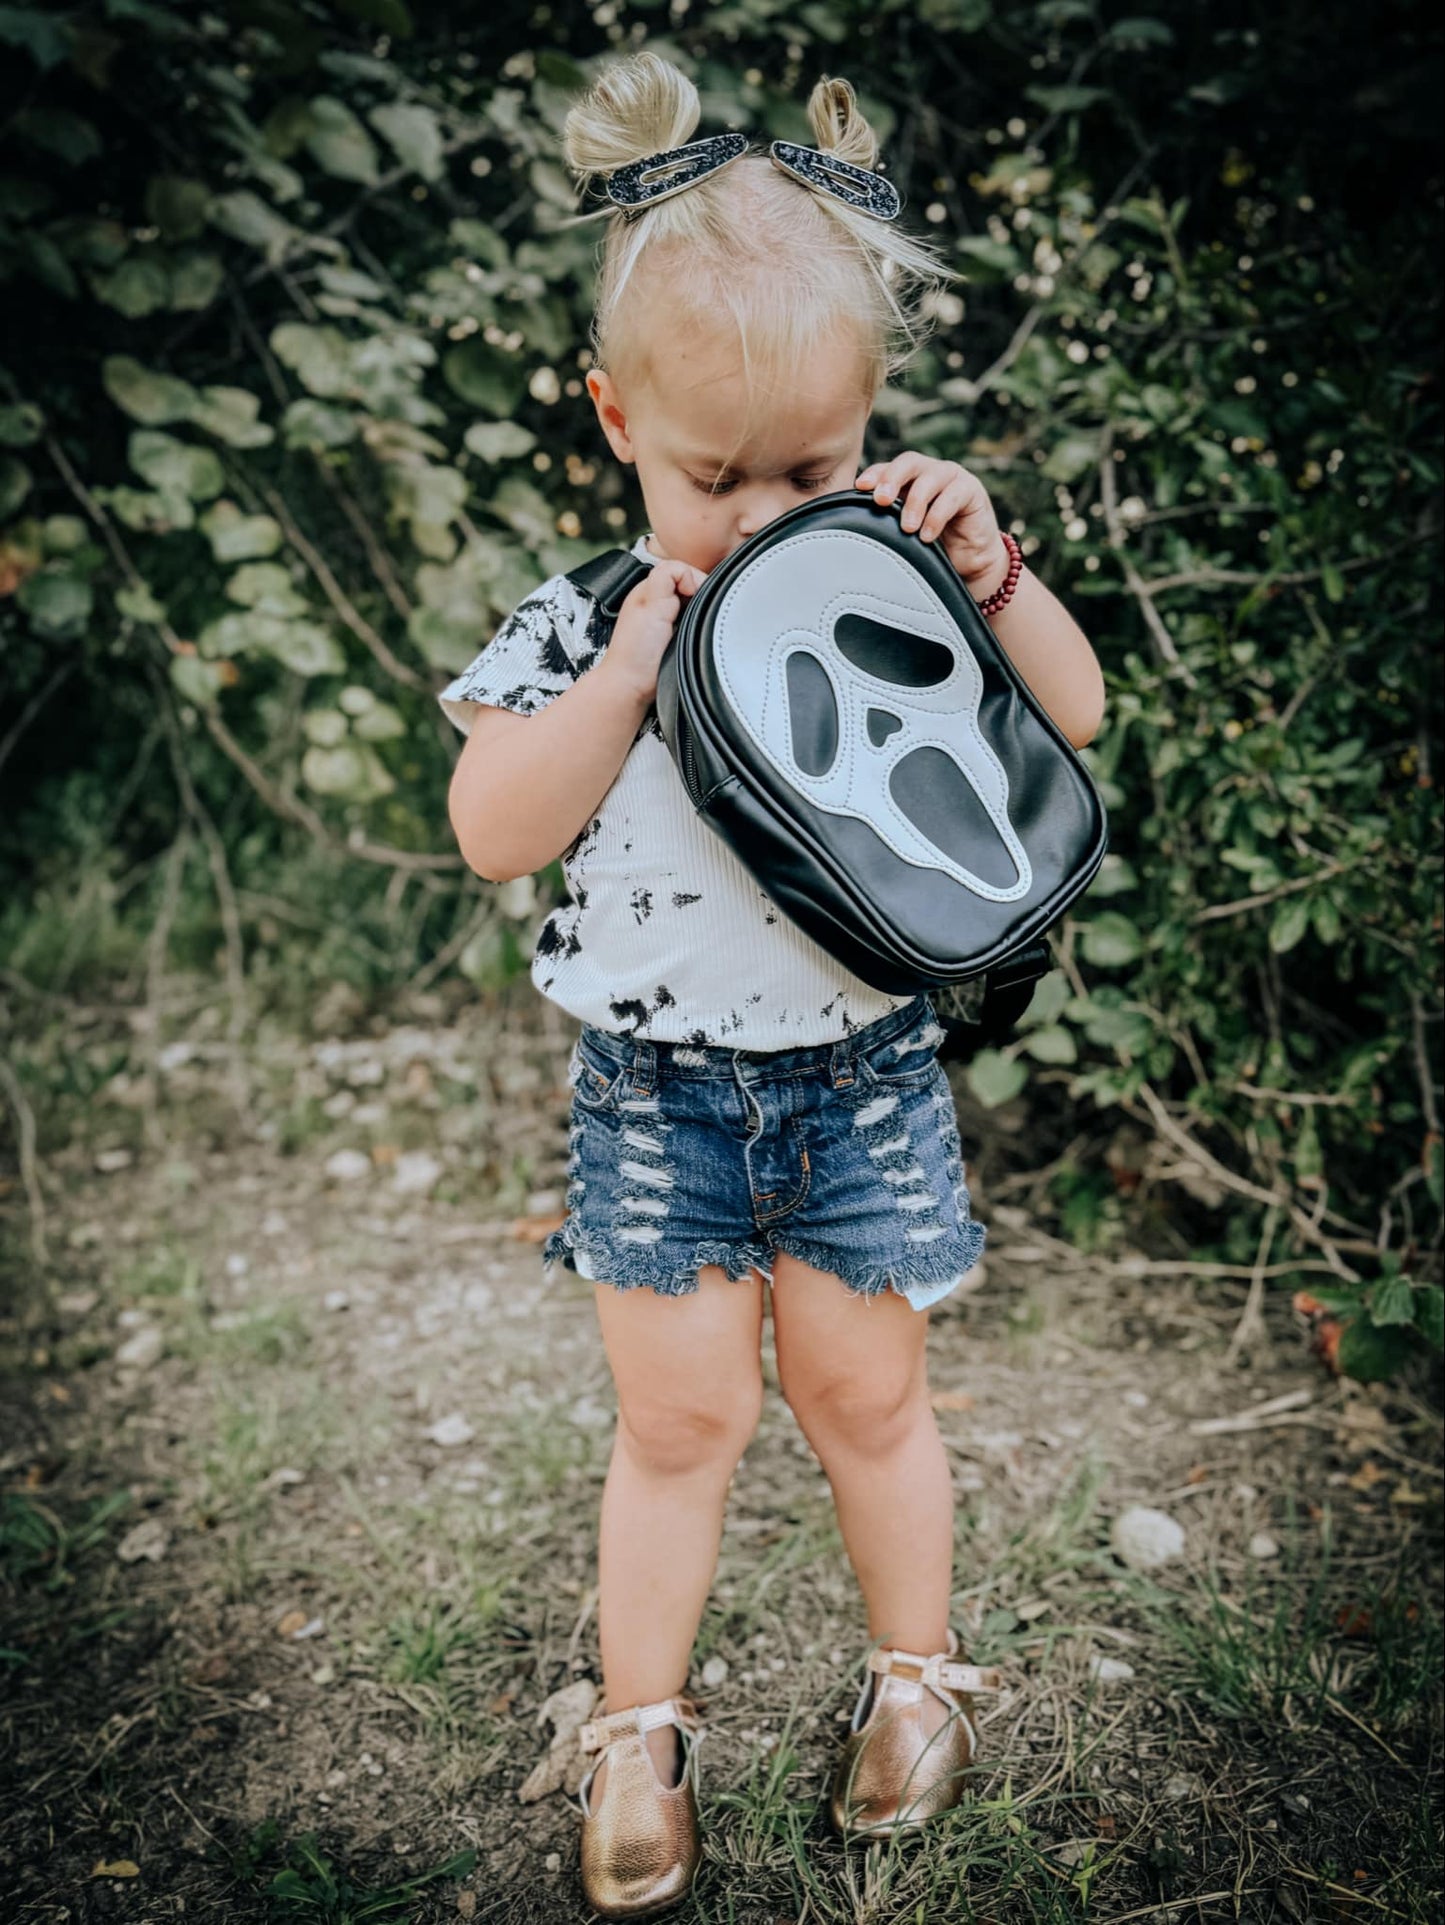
[710,530,1033,901]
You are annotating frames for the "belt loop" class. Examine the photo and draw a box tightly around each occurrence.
[631,1038,657,1098]
[829,1035,855,1089]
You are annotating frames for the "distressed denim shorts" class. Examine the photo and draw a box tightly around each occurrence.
[542,994,986,1314]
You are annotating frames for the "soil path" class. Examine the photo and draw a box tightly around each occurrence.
[2,1000,1439,1922]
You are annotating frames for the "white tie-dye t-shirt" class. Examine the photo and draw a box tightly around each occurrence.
[437,534,913,1047]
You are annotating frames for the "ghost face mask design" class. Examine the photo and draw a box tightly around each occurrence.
[709,530,1032,901]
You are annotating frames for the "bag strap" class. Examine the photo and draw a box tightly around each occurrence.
[565,547,653,618]
[937,939,1051,1065]
[564,550,1053,1054]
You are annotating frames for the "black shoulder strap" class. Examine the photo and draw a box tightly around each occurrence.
[565,547,654,619]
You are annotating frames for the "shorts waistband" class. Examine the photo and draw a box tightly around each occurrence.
[576,994,933,1090]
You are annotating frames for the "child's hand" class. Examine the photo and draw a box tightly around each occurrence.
[603,558,707,705]
[856,455,1011,601]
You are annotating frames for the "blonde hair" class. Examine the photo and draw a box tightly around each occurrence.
[562,52,954,443]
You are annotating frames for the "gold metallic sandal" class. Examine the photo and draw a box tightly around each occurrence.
[575,1694,706,1918]
[828,1627,1002,1838]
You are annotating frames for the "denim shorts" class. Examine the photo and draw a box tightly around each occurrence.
[541,994,986,1314]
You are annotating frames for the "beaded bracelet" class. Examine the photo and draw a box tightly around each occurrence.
[976,531,1024,618]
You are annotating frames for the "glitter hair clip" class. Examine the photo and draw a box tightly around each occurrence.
[604,131,748,213]
[769,140,901,221]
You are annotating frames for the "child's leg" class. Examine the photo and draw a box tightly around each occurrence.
[589,1263,765,1793]
[770,1251,953,1660]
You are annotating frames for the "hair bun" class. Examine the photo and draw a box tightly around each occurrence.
[805,76,879,171]
[563,50,703,186]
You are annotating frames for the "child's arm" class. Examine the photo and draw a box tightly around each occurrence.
[857,456,1106,751]
[449,666,651,882]
[448,557,703,882]
[971,565,1106,753]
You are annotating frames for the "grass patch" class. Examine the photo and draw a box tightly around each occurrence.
[0,1485,133,1592]
[226,1819,477,1922]
[1134,1504,1444,1738]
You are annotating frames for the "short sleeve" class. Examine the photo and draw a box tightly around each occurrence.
[436,572,598,736]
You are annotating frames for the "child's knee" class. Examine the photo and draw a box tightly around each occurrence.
[618,1376,763,1477]
[782,1360,926,1452]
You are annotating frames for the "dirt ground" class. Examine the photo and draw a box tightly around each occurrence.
[1,984,1441,1923]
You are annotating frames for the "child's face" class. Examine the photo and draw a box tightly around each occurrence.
[586,326,873,576]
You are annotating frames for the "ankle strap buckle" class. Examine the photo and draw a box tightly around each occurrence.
[578,1695,703,1754]
[866,1647,1003,1694]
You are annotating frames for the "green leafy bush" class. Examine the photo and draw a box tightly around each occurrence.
[1,2,1440,1378]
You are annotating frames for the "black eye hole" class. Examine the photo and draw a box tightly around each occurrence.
[834,613,953,688]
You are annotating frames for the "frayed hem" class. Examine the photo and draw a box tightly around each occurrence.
[763,1223,987,1312]
[543,1221,772,1297]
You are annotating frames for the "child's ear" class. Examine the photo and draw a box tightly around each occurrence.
[586,369,635,465]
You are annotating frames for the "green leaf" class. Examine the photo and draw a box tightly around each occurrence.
[0,7,72,69]
[1079,913,1143,967]
[1268,896,1311,954]
[965,1049,1028,1108]
[954,235,1017,275]
[14,107,101,165]
[189,385,274,448]
[103,356,198,425]
[201,610,344,677]
[128,430,224,502]
[1105,17,1175,48]
[199,500,282,561]
[449,218,509,269]
[1019,1025,1077,1065]
[209,190,299,259]
[1368,1271,1417,1327]
[1335,1316,1416,1384]
[304,97,380,186]
[226,562,307,617]
[0,456,32,517]
[1309,894,1342,944]
[368,101,443,180]
[0,403,43,448]
[1024,85,1108,113]
[17,566,92,637]
[41,515,86,553]
[302,741,395,800]
[1014,969,1070,1028]
[92,257,171,318]
[443,340,525,415]
[464,421,537,463]
[352,701,404,741]
[18,230,78,298]
[271,323,353,398]
[145,175,212,241]
[488,476,555,547]
[388,461,468,531]
[115,581,166,623]
[100,486,194,534]
[167,251,225,312]
[1415,1285,1444,1353]
[170,654,226,706]
[281,399,358,449]
[303,708,348,747]
[315,263,387,301]
[335,0,415,36]
[1042,435,1100,483]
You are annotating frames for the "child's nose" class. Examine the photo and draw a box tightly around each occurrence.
[736,486,791,538]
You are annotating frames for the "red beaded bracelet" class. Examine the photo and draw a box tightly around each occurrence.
[976,531,1024,618]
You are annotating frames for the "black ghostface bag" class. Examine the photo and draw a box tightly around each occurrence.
[565,492,1108,1061]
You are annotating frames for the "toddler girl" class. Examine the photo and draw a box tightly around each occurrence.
[441,50,1105,1918]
